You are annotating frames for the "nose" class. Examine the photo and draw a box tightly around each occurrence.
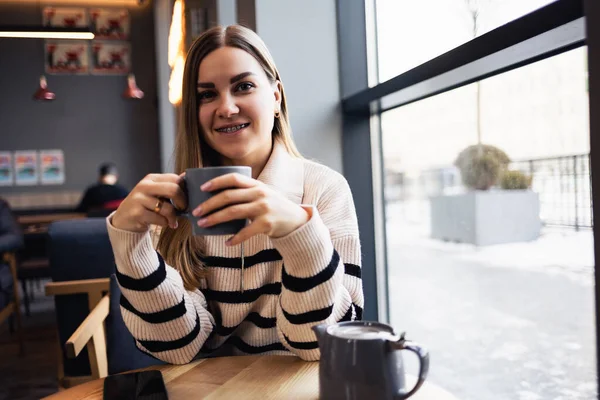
[216,93,239,119]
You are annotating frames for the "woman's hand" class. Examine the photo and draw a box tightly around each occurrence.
[111,173,187,233]
[192,173,309,246]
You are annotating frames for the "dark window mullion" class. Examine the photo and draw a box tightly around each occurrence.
[583,0,600,397]
[378,17,585,114]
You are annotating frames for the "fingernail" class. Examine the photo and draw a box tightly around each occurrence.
[201,182,212,191]
[174,220,178,229]
[225,238,232,246]
[197,218,208,227]
[192,206,202,217]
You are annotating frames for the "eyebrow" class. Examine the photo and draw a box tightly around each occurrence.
[197,72,256,89]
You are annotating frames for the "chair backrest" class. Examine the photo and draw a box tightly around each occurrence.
[106,274,165,374]
[0,261,14,318]
[49,218,116,378]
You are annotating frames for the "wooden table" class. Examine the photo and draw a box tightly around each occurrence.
[18,212,86,225]
[18,213,87,235]
[43,355,458,400]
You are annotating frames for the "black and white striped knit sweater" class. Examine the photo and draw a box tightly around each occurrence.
[107,143,364,363]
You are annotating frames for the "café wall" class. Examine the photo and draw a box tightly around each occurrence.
[0,1,161,200]
[255,0,343,172]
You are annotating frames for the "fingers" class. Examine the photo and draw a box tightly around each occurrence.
[193,187,265,217]
[196,202,260,229]
[140,195,179,229]
[139,174,187,210]
[139,208,171,229]
[112,173,184,233]
[200,173,257,192]
[120,204,169,231]
[146,173,182,183]
[226,219,271,246]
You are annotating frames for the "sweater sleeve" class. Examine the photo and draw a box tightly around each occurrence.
[106,217,215,364]
[271,173,364,361]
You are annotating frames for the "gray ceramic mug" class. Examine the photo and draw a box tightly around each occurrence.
[176,166,252,236]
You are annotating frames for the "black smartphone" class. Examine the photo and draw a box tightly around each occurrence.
[103,370,168,400]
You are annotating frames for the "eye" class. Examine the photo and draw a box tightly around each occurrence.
[235,82,255,92]
[197,91,216,102]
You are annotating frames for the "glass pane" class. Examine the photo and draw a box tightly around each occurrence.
[376,0,558,83]
[381,47,595,400]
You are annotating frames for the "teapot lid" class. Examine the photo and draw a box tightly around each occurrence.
[327,322,399,341]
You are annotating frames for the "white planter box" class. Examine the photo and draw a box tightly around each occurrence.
[430,190,541,246]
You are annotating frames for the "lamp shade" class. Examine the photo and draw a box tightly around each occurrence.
[33,76,56,101]
[122,74,144,99]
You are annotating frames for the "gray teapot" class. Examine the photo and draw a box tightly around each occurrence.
[313,321,429,400]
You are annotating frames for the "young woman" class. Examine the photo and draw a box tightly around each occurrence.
[108,25,363,363]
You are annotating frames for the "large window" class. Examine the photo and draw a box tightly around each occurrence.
[376,0,558,82]
[338,0,597,399]
[381,47,594,400]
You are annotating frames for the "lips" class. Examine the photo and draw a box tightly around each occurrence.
[215,123,250,134]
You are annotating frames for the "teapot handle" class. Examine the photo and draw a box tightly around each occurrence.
[390,336,430,399]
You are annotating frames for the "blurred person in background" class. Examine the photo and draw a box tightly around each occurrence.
[76,162,129,214]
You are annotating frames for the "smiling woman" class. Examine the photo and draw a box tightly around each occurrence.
[107,25,364,364]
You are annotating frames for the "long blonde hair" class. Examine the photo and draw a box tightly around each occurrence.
[157,25,301,290]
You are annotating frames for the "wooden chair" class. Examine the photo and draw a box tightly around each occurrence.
[45,277,110,387]
[45,218,115,388]
[46,274,164,387]
[0,252,24,355]
[45,219,164,388]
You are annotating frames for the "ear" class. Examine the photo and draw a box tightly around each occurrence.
[273,80,282,111]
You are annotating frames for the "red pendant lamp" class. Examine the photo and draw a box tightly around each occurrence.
[33,75,56,101]
[122,74,144,100]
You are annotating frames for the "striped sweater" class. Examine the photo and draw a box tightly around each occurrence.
[107,142,364,363]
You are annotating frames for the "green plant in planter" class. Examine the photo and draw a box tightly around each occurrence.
[500,170,533,190]
[454,144,511,190]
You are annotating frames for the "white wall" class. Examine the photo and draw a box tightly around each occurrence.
[255,0,343,172]
[217,0,237,26]
[154,0,177,173]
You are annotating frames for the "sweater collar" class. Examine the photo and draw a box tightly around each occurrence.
[256,140,304,204]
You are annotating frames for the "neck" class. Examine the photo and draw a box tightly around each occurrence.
[220,141,273,179]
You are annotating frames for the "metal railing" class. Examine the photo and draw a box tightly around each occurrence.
[512,154,591,229]
[384,153,592,230]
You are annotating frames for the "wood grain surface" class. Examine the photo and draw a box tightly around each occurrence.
[42,355,458,400]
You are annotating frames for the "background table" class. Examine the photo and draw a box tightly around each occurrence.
[16,213,86,315]
[43,355,458,400]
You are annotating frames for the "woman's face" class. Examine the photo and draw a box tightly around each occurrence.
[197,46,281,167]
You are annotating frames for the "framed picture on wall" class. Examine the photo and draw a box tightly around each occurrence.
[40,150,65,185]
[14,151,38,186]
[91,41,131,75]
[45,41,90,75]
[89,8,130,40]
[43,7,88,28]
[0,152,13,186]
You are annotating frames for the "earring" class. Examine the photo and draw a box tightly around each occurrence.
[274,110,280,118]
